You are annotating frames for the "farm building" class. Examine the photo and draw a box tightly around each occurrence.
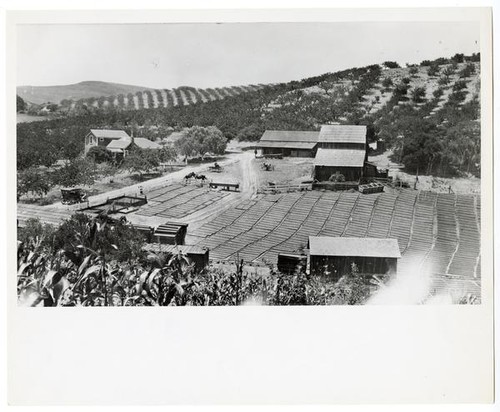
[84,129,131,155]
[314,148,366,181]
[313,125,369,182]
[317,124,368,152]
[85,129,161,158]
[255,130,320,157]
[308,236,401,280]
[143,244,209,271]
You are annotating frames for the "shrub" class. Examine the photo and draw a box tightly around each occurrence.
[411,87,426,103]
[329,172,345,182]
[383,61,400,69]
[382,77,393,89]
[452,80,468,92]
[427,65,440,77]
[459,63,476,78]
[86,145,112,163]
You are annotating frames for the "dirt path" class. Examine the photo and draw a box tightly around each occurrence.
[239,151,259,199]
[183,151,259,239]
[48,153,245,210]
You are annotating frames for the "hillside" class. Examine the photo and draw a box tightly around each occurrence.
[17,53,481,178]
[17,81,156,105]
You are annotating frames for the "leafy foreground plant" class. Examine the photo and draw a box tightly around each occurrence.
[17,214,382,306]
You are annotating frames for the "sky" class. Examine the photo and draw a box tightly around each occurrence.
[16,21,480,89]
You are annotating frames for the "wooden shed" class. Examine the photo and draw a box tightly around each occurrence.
[277,253,308,274]
[143,244,209,271]
[308,236,401,280]
[317,124,368,152]
[255,130,320,157]
[153,222,188,245]
[314,148,366,182]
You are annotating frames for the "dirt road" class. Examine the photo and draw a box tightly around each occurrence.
[48,152,246,210]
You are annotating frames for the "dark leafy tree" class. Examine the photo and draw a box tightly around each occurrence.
[17,168,53,200]
[86,145,113,163]
[383,61,400,69]
[17,95,26,112]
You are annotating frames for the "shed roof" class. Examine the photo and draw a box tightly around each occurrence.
[107,137,132,150]
[318,125,367,144]
[89,129,131,140]
[309,236,401,258]
[255,141,317,150]
[314,148,365,167]
[260,130,320,143]
[134,138,161,149]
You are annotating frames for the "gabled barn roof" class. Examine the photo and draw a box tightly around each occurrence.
[260,130,320,143]
[309,236,401,258]
[107,137,132,150]
[314,148,365,167]
[318,125,367,144]
[89,129,131,140]
[255,141,317,150]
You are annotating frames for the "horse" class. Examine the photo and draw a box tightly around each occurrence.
[195,174,207,181]
[184,172,197,184]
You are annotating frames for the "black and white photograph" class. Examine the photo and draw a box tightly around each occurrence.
[5,5,495,407]
[14,16,489,307]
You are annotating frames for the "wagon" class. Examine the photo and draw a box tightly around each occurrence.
[208,162,224,173]
[61,187,87,205]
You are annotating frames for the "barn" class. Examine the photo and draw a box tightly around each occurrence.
[317,124,368,152]
[314,148,366,181]
[313,125,369,182]
[308,236,401,280]
[255,130,320,157]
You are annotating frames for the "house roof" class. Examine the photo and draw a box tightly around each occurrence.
[89,129,131,140]
[314,148,365,167]
[309,236,401,258]
[134,138,161,149]
[107,137,132,150]
[164,132,185,143]
[260,130,320,143]
[318,125,367,144]
[255,141,317,150]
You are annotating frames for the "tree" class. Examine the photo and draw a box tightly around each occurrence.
[383,61,400,69]
[411,87,426,103]
[17,95,26,112]
[86,145,112,163]
[236,123,265,141]
[18,168,52,200]
[175,126,227,157]
[382,77,393,89]
[157,145,178,163]
[52,158,98,187]
[427,64,440,77]
[122,148,160,176]
[459,63,476,78]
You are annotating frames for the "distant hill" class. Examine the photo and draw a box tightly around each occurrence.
[17,53,481,178]
[17,81,155,105]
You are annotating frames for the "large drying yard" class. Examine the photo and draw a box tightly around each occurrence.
[17,153,482,300]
